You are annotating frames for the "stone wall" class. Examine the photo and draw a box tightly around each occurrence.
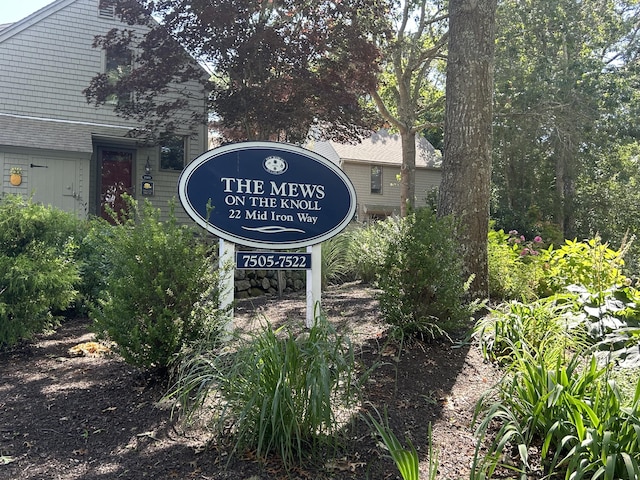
[234,269,306,298]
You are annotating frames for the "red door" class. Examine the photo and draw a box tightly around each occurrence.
[99,148,134,222]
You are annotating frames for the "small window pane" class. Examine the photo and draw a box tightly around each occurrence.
[160,135,185,171]
[371,165,382,194]
[105,45,132,106]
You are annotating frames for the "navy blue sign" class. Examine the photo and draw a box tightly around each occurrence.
[178,142,357,249]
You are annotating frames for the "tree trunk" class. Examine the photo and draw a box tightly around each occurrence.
[437,0,497,298]
[400,128,417,216]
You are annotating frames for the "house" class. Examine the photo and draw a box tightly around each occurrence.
[308,130,442,222]
[0,0,208,221]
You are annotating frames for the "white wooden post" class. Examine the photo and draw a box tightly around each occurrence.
[219,239,235,330]
[306,243,322,328]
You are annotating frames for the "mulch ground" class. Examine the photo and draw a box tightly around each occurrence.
[1,283,500,480]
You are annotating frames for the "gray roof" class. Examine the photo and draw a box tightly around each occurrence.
[310,129,441,169]
[0,114,134,153]
[304,139,342,165]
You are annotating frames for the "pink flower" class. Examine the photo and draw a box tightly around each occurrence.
[520,235,526,242]
[509,230,518,235]
[520,248,530,255]
[534,236,542,243]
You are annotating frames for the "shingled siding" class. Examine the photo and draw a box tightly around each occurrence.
[0,0,207,222]
[343,161,441,220]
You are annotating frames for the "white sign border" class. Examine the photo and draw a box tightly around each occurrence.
[178,141,357,249]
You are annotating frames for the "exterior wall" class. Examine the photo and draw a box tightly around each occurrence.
[1,147,89,217]
[415,167,441,205]
[0,0,207,222]
[343,160,441,221]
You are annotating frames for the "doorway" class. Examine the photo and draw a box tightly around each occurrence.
[98,147,134,222]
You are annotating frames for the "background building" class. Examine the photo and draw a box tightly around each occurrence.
[0,0,208,221]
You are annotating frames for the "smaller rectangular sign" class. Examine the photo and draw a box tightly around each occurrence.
[236,251,312,270]
[141,181,154,196]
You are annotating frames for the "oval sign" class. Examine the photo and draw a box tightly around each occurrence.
[178,142,357,249]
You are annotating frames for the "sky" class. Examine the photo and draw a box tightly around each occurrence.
[0,0,57,24]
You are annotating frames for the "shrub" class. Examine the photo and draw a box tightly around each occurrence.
[0,195,80,347]
[487,227,544,301]
[377,208,472,338]
[169,314,359,468]
[474,295,579,364]
[473,346,609,479]
[90,197,226,371]
[538,236,629,297]
[346,218,401,284]
[321,230,356,288]
[72,219,114,312]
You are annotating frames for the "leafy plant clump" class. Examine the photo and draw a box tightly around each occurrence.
[474,295,580,365]
[487,227,545,301]
[0,195,80,348]
[90,197,226,371]
[321,230,357,288]
[538,235,629,297]
[346,218,402,284]
[366,407,439,480]
[377,208,473,339]
[169,314,359,468]
[474,344,640,479]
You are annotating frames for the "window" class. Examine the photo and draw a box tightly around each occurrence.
[105,45,132,106]
[371,165,382,194]
[160,135,186,171]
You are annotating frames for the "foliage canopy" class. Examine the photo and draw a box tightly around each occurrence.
[88,0,391,143]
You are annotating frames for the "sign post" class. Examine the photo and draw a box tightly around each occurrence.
[306,244,322,327]
[178,142,357,327]
[219,238,235,331]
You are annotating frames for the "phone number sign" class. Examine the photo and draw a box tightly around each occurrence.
[178,142,356,249]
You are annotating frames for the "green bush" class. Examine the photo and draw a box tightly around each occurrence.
[169,314,359,468]
[72,219,114,312]
[90,197,226,371]
[0,195,80,347]
[474,295,580,364]
[538,236,629,297]
[321,230,356,288]
[376,208,472,338]
[474,345,640,479]
[347,219,401,284]
[487,227,544,301]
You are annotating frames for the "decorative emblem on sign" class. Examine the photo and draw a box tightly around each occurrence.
[178,142,357,249]
[263,156,288,175]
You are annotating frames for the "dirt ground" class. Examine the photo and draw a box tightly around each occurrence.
[0,283,501,480]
